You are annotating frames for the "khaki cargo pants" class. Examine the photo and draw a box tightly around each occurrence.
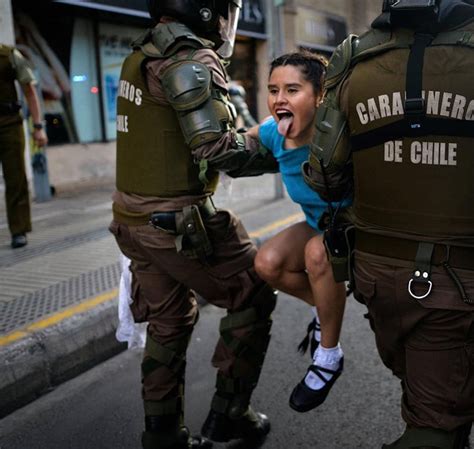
[109,208,271,404]
[0,122,31,235]
[354,251,474,431]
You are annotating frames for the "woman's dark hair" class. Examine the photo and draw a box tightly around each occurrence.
[269,50,328,94]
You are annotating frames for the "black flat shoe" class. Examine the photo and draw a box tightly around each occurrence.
[297,318,320,359]
[11,233,27,249]
[289,357,344,413]
[201,407,270,444]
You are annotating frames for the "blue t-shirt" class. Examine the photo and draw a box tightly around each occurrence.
[259,118,335,231]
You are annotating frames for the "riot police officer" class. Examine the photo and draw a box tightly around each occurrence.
[303,1,474,448]
[0,44,48,248]
[109,1,278,448]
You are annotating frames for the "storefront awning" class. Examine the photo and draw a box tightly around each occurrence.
[53,0,267,39]
[53,0,149,18]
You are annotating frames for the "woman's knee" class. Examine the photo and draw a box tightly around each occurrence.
[305,238,330,277]
[255,247,284,282]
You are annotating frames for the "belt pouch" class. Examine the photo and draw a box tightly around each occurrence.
[175,205,213,260]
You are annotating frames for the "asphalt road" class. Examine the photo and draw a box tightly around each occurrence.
[0,292,405,449]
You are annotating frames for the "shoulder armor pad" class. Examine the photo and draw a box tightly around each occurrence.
[352,28,394,61]
[325,34,358,90]
[161,61,212,111]
[432,28,474,48]
[326,28,415,90]
[139,23,213,58]
[131,29,152,49]
[351,28,415,66]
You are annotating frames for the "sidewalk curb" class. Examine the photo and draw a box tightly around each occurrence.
[0,301,125,417]
[0,228,283,418]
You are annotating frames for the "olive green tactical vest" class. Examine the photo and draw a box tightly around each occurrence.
[116,50,219,196]
[0,45,21,127]
[347,24,474,238]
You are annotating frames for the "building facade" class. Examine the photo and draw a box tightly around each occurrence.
[8,0,382,187]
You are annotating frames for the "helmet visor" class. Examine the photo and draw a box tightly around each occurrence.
[216,3,240,59]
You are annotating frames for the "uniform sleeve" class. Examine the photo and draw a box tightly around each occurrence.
[146,47,227,102]
[189,49,242,161]
[11,48,36,85]
[146,48,238,161]
[146,47,277,176]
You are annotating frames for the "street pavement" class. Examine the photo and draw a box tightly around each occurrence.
[0,174,303,417]
[0,291,406,449]
[2,176,468,448]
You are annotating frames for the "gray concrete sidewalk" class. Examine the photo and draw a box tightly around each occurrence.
[0,175,304,418]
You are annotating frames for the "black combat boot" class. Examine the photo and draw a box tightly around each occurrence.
[201,406,270,444]
[381,423,472,449]
[142,415,212,449]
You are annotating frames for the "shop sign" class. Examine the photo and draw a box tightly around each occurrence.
[296,7,347,50]
[238,0,266,39]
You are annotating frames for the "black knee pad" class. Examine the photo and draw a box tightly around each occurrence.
[143,331,191,378]
[142,331,193,417]
[214,288,276,418]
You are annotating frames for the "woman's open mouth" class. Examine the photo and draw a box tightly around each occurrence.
[276,109,294,137]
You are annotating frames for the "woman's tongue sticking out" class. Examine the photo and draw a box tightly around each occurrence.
[278,114,294,137]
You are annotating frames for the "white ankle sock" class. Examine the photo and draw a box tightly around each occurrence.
[304,344,343,391]
[312,307,321,342]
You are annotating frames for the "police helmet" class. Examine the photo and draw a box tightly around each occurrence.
[378,0,474,30]
[147,0,241,31]
[382,0,440,27]
[147,0,242,58]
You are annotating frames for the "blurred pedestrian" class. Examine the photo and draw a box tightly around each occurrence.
[228,81,258,129]
[304,1,474,447]
[0,43,47,248]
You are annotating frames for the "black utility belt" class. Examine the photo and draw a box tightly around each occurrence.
[150,198,216,260]
[0,101,21,114]
[355,229,474,305]
[355,229,474,270]
[149,197,217,235]
[355,230,474,270]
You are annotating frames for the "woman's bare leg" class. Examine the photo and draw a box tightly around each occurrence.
[254,221,316,305]
[304,235,346,349]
